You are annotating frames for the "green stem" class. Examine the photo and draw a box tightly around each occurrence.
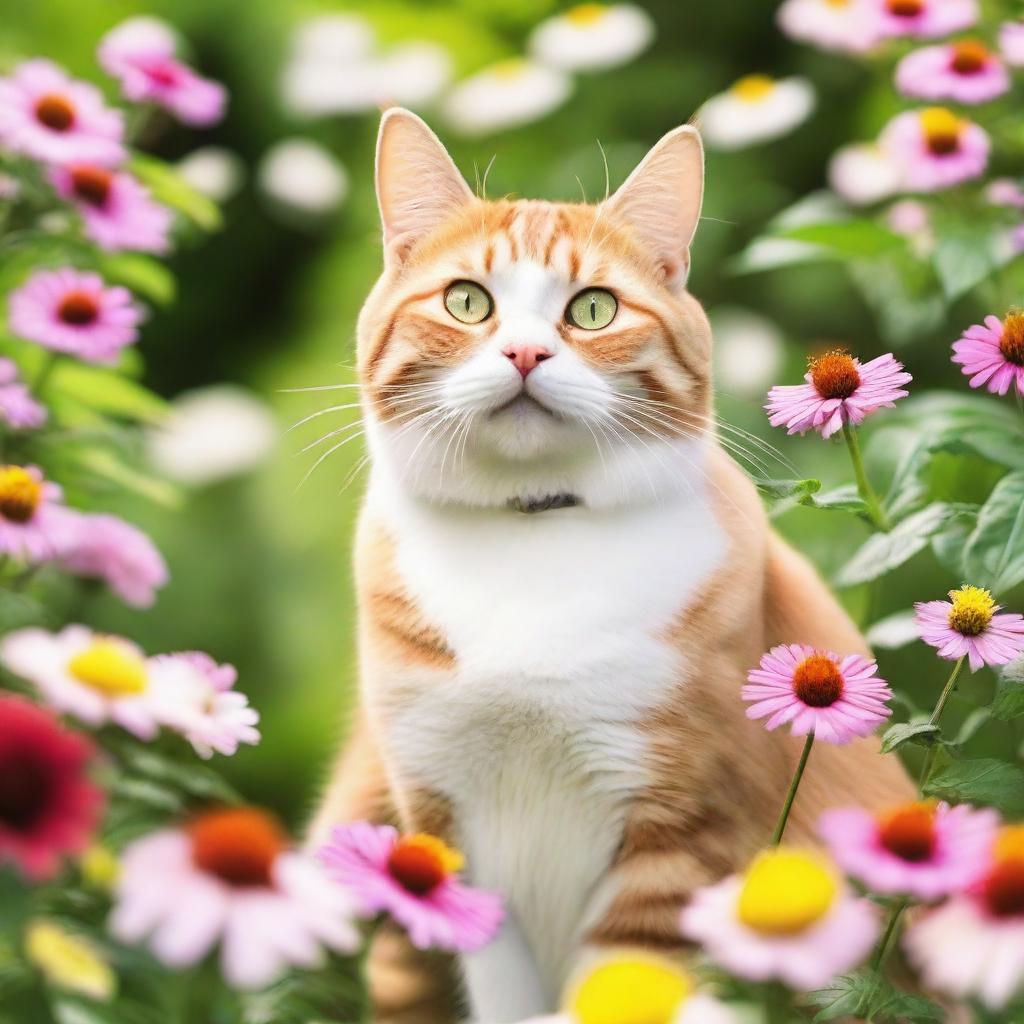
[842,422,890,532]
[917,656,966,792]
[771,732,815,846]
[871,897,909,971]
[32,353,59,399]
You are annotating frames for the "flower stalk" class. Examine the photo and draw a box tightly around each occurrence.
[918,656,966,791]
[841,422,890,532]
[770,731,815,845]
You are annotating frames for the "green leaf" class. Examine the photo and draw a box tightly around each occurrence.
[129,154,222,232]
[866,610,919,650]
[782,220,907,259]
[95,253,175,306]
[108,777,183,814]
[952,707,991,747]
[962,470,1024,594]
[880,721,939,754]
[991,672,1024,721]
[924,758,1024,817]
[806,484,867,514]
[52,363,168,425]
[729,237,822,275]
[933,222,1015,301]
[809,972,942,1023]
[72,449,181,508]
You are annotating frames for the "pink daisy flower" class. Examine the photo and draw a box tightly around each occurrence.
[744,644,893,744]
[318,823,504,953]
[0,359,47,431]
[896,40,1010,104]
[776,0,884,54]
[1000,21,1024,66]
[8,267,144,365]
[880,108,989,192]
[765,350,911,439]
[680,848,880,990]
[49,165,172,254]
[0,59,124,166]
[820,800,999,900]
[875,0,978,38]
[99,18,227,127]
[915,585,1024,672]
[952,312,1024,398]
[110,808,359,990]
[56,513,168,607]
[0,466,71,563]
[904,826,1024,1010]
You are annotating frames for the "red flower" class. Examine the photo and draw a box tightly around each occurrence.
[0,695,102,880]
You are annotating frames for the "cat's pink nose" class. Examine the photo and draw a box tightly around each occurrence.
[503,343,552,378]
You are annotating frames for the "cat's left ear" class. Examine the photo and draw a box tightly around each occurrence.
[602,124,704,290]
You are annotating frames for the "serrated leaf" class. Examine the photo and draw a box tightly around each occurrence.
[866,610,919,650]
[881,720,939,753]
[991,674,1024,721]
[809,972,942,1023]
[924,758,1024,817]
[962,470,1024,594]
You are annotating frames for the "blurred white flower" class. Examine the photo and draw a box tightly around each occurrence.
[828,143,902,206]
[0,172,21,200]
[444,58,572,136]
[176,146,244,203]
[777,0,882,54]
[710,307,785,398]
[376,43,451,107]
[700,76,815,150]
[282,59,379,117]
[529,4,654,71]
[258,138,348,216]
[148,385,277,486]
[290,13,375,64]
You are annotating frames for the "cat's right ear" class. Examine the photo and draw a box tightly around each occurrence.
[375,108,474,267]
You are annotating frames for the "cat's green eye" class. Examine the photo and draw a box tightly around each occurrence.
[567,288,617,331]
[444,281,492,324]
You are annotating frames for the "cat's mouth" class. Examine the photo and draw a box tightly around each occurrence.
[488,392,559,419]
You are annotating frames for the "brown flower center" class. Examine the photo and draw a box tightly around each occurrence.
[69,166,113,208]
[981,860,1024,919]
[34,93,76,132]
[920,108,962,156]
[792,654,844,708]
[951,40,990,75]
[0,750,51,831]
[809,351,860,400]
[57,291,100,327]
[190,808,287,888]
[887,0,924,16]
[0,466,43,524]
[1000,312,1024,367]
[387,834,464,896]
[878,802,937,862]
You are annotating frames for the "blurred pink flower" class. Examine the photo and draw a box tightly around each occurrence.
[0,359,46,431]
[777,0,883,53]
[952,312,1024,398]
[110,809,358,990]
[881,108,989,192]
[8,268,143,364]
[821,801,999,900]
[0,466,70,563]
[999,21,1024,66]
[319,823,504,953]
[915,585,1024,672]
[985,179,1024,209]
[765,350,911,438]
[99,18,226,126]
[0,59,124,165]
[896,40,1010,104]
[50,165,172,253]
[743,644,892,744]
[875,0,978,38]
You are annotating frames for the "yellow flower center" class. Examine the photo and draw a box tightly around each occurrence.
[824,0,851,7]
[920,107,962,156]
[737,849,838,935]
[492,58,529,81]
[569,957,693,1024]
[732,75,776,103]
[809,350,861,400]
[947,585,995,637]
[80,844,121,890]
[388,833,465,895]
[25,920,116,1002]
[565,3,609,26]
[0,466,42,524]
[1000,312,1024,367]
[68,640,148,697]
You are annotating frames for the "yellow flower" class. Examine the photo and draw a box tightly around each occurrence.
[80,844,121,890]
[568,955,693,1024]
[24,920,116,1002]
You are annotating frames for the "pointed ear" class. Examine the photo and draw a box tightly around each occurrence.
[602,124,704,289]
[375,107,474,266]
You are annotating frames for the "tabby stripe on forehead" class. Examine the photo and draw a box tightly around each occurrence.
[542,210,569,267]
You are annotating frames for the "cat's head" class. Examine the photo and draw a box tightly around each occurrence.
[358,108,712,511]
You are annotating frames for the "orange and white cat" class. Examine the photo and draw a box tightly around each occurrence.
[310,108,913,1023]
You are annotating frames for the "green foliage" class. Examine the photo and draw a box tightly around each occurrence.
[809,973,943,1023]
[924,759,1024,817]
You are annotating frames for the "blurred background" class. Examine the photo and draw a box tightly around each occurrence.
[3,0,1018,830]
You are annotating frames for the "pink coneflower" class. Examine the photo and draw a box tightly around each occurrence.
[0,59,124,166]
[776,0,883,54]
[875,0,978,38]
[110,808,358,990]
[49,165,172,254]
[904,826,1024,1009]
[0,466,70,563]
[99,18,227,127]
[1000,21,1024,66]
[880,108,989,192]
[57,513,168,607]
[896,40,1010,104]
[952,311,1024,398]
[820,800,998,900]
[318,823,504,953]
[0,359,46,431]
[8,268,144,365]
[765,350,911,439]
[681,848,880,990]
[744,645,892,743]
[915,585,1024,672]
[0,695,103,881]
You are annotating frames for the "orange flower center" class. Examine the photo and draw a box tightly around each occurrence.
[951,40,990,75]
[878,802,937,862]
[809,351,860,400]
[999,312,1024,367]
[887,0,924,16]
[387,834,464,896]
[981,859,1024,919]
[57,291,100,327]
[0,466,43,524]
[70,166,113,208]
[190,808,287,889]
[34,93,75,132]
[792,654,844,707]
[920,108,962,156]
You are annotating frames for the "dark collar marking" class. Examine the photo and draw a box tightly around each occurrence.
[508,493,580,515]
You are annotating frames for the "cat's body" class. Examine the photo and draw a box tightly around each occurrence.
[310,110,914,1022]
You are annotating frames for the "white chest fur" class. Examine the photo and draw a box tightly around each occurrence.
[373,473,726,1014]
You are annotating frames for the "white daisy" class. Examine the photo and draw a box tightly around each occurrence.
[710,307,785,398]
[176,146,245,203]
[528,4,654,72]
[289,14,375,64]
[700,75,815,151]
[258,139,348,217]
[828,142,903,205]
